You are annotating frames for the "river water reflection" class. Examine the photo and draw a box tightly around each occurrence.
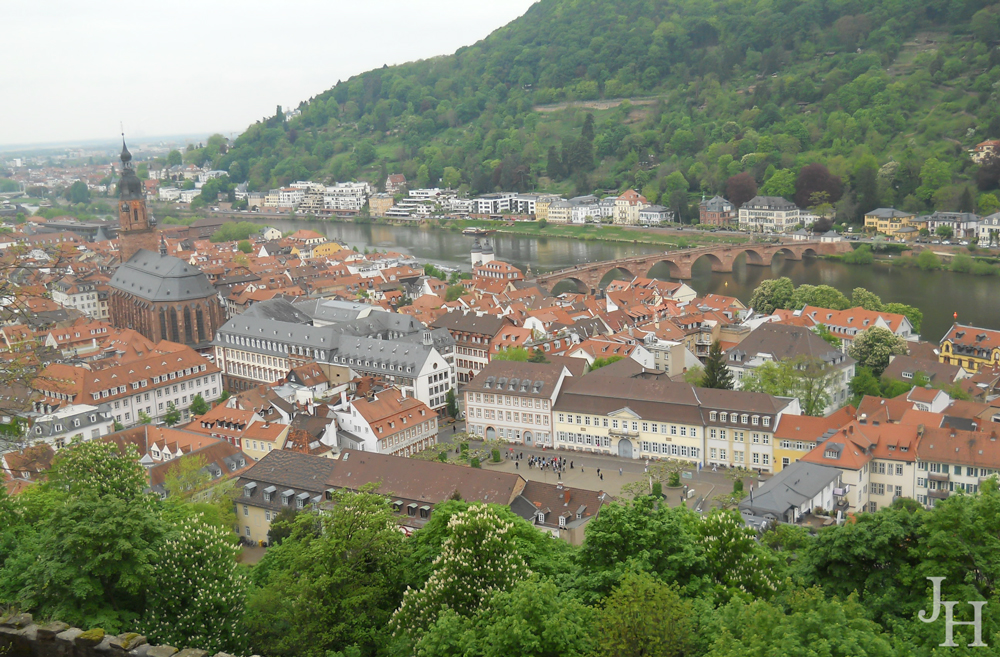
[263,219,996,342]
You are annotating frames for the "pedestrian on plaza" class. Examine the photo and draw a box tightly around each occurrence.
[581,466,584,473]
[619,467,623,476]
[515,462,519,470]
[570,461,574,469]
[452,425,456,433]
[600,473,604,481]
[597,468,601,477]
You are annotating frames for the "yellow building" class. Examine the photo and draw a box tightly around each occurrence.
[311,241,344,258]
[369,193,395,217]
[864,208,916,236]
[772,408,856,472]
[939,323,1000,372]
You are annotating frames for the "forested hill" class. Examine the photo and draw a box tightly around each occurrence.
[206,0,1000,222]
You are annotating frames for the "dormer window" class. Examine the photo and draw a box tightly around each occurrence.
[558,515,566,528]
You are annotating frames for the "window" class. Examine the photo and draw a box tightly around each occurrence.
[762,417,771,427]
[245,526,251,537]
[243,505,248,516]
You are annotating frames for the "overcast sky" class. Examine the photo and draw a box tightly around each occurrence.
[3,0,537,148]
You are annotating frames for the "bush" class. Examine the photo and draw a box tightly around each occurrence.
[843,244,874,264]
[651,481,663,498]
[491,449,501,463]
[668,471,681,487]
[950,254,974,273]
[438,451,448,462]
[471,457,481,468]
[971,260,999,276]
[917,249,941,270]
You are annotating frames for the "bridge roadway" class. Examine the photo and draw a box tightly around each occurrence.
[532,240,852,293]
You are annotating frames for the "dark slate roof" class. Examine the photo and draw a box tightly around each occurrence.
[701,195,733,212]
[739,460,841,518]
[465,360,569,398]
[109,249,217,302]
[726,323,853,367]
[243,298,312,324]
[743,195,798,211]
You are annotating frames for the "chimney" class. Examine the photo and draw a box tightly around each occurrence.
[556,481,563,490]
[848,425,854,434]
[563,490,571,505]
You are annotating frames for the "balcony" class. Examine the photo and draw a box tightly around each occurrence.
[928,489,950,500]
[928,472,950,483]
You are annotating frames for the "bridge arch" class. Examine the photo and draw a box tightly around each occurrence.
[550,277,590,295]
[774,246,802,261]
[645,258,687,280]
[739,247,771,266]
[691,251,728,272]
[597,266,636,288]
[802,247,819,257]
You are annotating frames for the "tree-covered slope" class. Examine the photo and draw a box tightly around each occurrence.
[208,0,1000,222]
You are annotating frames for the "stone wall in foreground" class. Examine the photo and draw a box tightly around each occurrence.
[0,613,256,657]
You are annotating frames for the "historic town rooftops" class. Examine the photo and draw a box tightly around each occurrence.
[510,479,609,530]
[916,426,1000,469]
[236,449,527,512]
[430,310,509,337]
[465,360,570,398]
[742,196,798,210]
[147,440,252,497]
[726,323,852,367]
[883,355,961,385]
[351,392,431,436]
[555,374,703,423]
[941,323,1000,354]
[109,249,217,302]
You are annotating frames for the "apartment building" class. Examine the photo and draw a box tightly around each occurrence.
[464,360,573,448]
[738,196,801,232]
[33,342,223,427]
[335,391,438,457]
[431,311,510,384]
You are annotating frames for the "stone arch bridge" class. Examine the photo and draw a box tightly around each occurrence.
[534,240,852,294]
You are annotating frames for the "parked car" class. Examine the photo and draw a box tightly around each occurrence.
[960,240,969,246]
[943,240,951,245]
[932,240,941,244]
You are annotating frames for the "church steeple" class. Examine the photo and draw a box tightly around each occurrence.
[117,133,158,262]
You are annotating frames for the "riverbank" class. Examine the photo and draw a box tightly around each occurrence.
[445,218,751,249]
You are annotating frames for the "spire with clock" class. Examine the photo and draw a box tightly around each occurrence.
[116,134,158,262]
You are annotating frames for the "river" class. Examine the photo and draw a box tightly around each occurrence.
[262,218,995,342]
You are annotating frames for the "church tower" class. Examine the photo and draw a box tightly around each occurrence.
[117,137,158,262]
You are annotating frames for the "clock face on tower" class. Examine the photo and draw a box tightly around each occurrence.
[120,202,129,213]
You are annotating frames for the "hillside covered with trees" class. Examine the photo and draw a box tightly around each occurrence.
[203,0,1000,222]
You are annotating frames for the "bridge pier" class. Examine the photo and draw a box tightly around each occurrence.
[710,260,734,273]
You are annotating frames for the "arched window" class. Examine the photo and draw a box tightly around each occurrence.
[183,306,194,344]
[195,306,206,343]
[168,307,180,343]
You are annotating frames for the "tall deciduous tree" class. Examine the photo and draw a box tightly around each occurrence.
[701,340,734,390]
[595,572,698,657]
[245,488,410,656]
[794,163,842,209]
[848,327,908,376]
[726,172,757,208]
[748,277,794,315]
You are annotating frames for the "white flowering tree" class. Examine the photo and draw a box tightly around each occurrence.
[390,503,530,646]
[700,510,780,601]
[144,514,248,655]
[848,326,908,377]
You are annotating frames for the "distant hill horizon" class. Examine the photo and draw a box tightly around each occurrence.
[201,0,1000,223]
